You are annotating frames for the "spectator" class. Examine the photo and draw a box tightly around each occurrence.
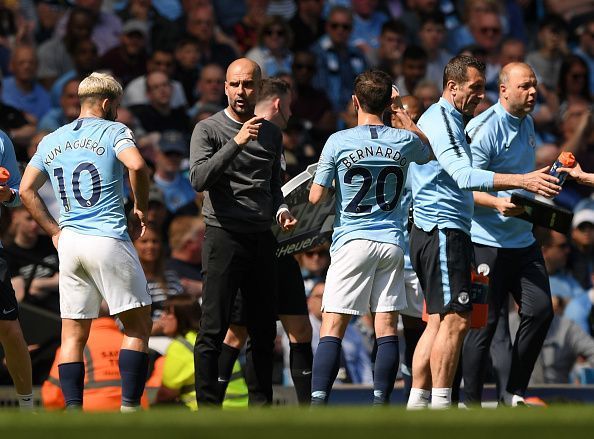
[290,50,336,147]
[232,0,269,54]
[39,79,80,132]
[33,0,67,46]
[445,0,501,55]
[542,229,586,301]
[568,207,594,289]
[526,14,568,92]
[394,45,428,97]
[311,6,367,112]
[499,38,526,68]
[165,216,205,299]
[130,71,191,135]
[557,55,591,106]
[146,185,169,235]
[53,0,123,56]
[521,288,594,385]
[350,0,389,59]
[6,206,59,312]
[574,18,594,96]
[188,63,225,122]
[134,226,183,333]
[99,20,149,86]
[41,311,154,411]
[156,294,248,409]
[50,38,99,108]
[296,243,330,296]
[185,5,237,70]
[173,38,200,105]
[400,0,443,44]
[418,12,451,91]
[246,15,293,78]
[0,75,36,161]
[367,20,408,78]
[37,7,94,89]
[123,49,188,108]
[3,44,51,121]
[152,130,197,214]
[289,0,324,52]
[413,78,440,109]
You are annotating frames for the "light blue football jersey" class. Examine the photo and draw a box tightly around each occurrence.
[314,124,430,254]
[29,117,136,241]
[411,98,495,235]
[467,102,536,248]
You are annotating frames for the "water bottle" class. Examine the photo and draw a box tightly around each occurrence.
[549,151,576,186]
[470,264,490,329]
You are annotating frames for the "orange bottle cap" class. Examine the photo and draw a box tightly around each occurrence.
[558,152,576,167]
[0,167,10,184]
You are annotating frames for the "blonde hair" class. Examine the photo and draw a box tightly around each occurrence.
[78,72,123,103]
[168,215,205,251]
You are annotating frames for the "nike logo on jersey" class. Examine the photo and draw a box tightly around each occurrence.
[2,308,15,315]
[301,370,312,376]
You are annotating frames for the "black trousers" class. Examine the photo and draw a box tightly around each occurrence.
[194,225,277,406]
[462,243,553,403]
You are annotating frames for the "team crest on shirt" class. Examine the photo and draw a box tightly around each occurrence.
[529,135,536,148]
[458,292,470,305]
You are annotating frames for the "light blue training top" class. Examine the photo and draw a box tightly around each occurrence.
[411,97,495,235]
[467,101,537,248]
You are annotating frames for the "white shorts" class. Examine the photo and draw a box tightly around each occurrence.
[322,239,406,315]
[400,269,424,318]
[58,228,152,319]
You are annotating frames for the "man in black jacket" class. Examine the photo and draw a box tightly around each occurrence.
[189,58,297,407]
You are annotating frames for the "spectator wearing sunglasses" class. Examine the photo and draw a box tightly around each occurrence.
[246,16,294,78]
[311,6,367,112]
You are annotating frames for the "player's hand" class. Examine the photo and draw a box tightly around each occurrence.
[129,208,147,241]
[495,197,525,217]
[51,231,61,250]
[521,166,561,198]
[234,116,264,147]
[279,210,297,232]
[0,185,12,202]
[558,162,594,186]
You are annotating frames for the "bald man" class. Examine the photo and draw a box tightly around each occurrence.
[189,58,297,406]
[463,62,554,407]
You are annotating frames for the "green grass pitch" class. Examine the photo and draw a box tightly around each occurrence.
[0,406,593,438]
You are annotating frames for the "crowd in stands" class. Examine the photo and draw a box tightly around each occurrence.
[2,0,594,408]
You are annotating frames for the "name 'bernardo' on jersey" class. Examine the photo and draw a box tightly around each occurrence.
[43,138,106,166]
[341,145,408,169]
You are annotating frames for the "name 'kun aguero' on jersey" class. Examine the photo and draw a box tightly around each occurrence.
[43,138,106,166]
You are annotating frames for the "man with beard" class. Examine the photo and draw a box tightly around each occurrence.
[189,58,297,407]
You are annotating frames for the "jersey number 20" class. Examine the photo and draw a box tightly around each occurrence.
[344,166,404,213]
[54,162,101,212]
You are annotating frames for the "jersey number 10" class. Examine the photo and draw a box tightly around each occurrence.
[53,162,102,212]
[344,166,404,213]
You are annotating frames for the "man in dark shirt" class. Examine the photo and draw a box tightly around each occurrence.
[129,71,190,135]
[189,58,297,406]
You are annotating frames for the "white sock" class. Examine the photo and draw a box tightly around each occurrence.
[120,405,141,413]
[407,388,431,410]
[431,387,452,409]
[17,393,34,410]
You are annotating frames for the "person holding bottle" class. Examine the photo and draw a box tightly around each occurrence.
[462,62,560,407]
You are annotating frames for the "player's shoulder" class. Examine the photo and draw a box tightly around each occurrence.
[382,125,417,141]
